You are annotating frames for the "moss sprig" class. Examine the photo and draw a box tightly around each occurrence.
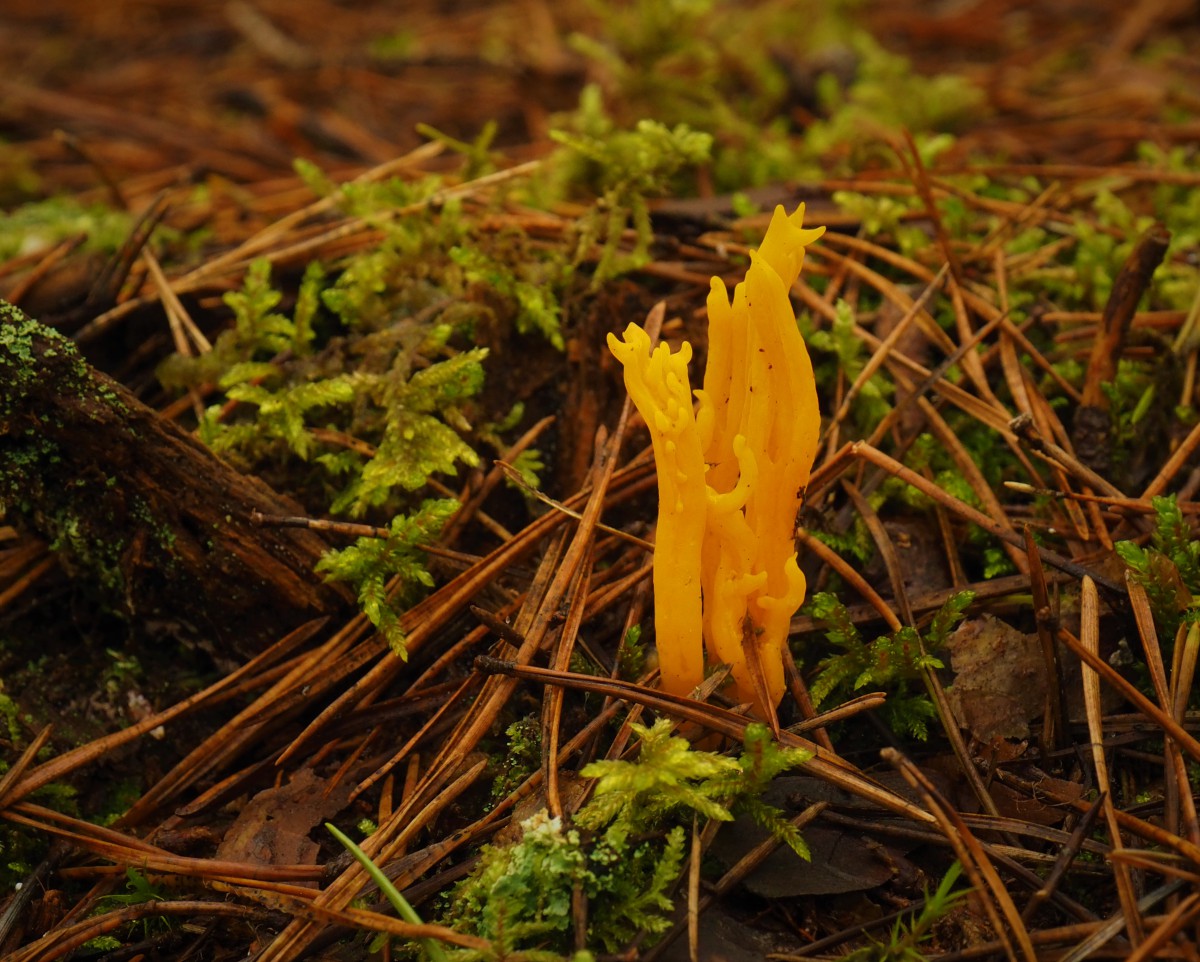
[442,719,810,956]
[315,498,459,656]
[806,591,973,740]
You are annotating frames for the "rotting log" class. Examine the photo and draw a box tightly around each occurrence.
[0,301,353,655]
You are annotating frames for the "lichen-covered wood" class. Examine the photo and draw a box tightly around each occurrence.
[0,301,353,654]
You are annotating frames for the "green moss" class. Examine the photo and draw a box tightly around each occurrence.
[489,716,542,803]
[158,193,544,521]
[805,591,973,740]
[0,740,78,890]
[1116,495,1200,645]
[444,722,811,955]
[315,499,458,656]
[559,0,983,188]
[0,301,126,417]
[550,99,712,283]
[0,196,132,260]
[47,510,126,593]
[0,304,166,594]
[0,685,24,743]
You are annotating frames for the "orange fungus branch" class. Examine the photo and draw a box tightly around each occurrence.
[608,204,824,719]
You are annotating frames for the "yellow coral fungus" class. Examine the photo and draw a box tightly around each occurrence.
[608,204,824,720]
[606,325,709,697]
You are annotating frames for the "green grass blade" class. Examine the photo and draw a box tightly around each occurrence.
[326,822,448,962]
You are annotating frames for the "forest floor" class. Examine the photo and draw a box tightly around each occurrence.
[3,1,1200,960]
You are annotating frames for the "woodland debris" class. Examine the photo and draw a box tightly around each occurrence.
[0,301,352,654]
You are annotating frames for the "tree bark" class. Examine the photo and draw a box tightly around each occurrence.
[0,301,353,655]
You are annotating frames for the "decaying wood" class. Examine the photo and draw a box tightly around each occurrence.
[0,301,352,654]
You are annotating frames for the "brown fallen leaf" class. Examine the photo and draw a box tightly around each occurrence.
[217,767,354,886]
[945,615,1047,741]
[707,775,922,898]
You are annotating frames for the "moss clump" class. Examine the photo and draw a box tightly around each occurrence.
[563,0,982,187]
[0,196,133,261]
[0,303,77,409]
[158,209,521,522]
[442,722,811,955]
[805,590,974,740]
[1116,494,1200,645]
[0,302,135,592]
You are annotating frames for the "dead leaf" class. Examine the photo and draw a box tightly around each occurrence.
[707,776,920,898]
[217,767,353,885]
[946,615,1047,741]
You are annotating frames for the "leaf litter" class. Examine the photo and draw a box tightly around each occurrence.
[2,1,1200,960]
